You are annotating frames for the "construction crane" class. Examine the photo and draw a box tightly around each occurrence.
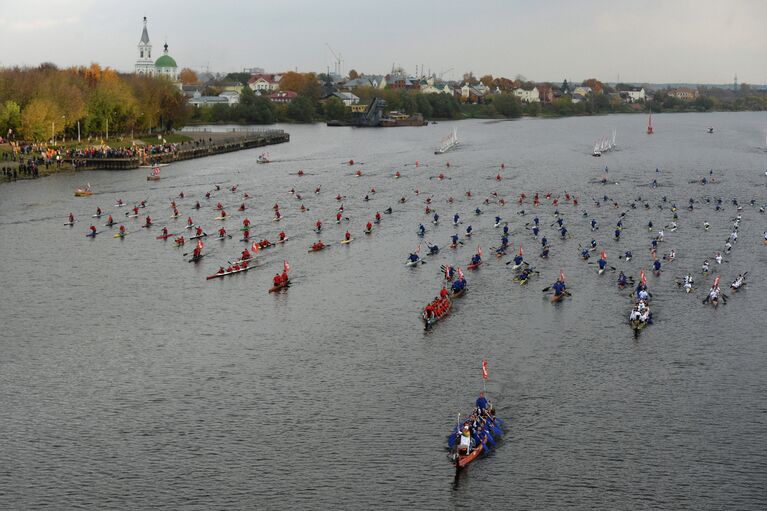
[326,43,342,77]
[438,68,454,80]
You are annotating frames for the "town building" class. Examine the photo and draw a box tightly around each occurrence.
[332,92,359,106]
[667,87,698,101]
[513,86,541,103]
[618,86,646,102]
[268,91,297,104]
[248,74,283,93]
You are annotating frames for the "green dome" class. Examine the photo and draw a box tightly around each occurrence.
[155,54,177,68]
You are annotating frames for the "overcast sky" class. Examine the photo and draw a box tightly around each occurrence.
[0,0,764,84]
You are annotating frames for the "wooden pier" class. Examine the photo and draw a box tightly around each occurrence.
[66,129,289,170]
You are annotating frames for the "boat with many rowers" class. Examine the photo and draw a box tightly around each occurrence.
[422,297,451,330]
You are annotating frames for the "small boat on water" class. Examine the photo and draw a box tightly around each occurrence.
[434,128,458,155]
[74,186,92,197]
[257,152,271,164]
[146,166,161,181]
[268,280,290,293]
[647,111,654,135]
[422,297,451,330]
[206,264,256,280]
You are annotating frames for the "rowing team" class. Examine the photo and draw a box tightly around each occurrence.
[629,301,651,323]
[215,260,250,274]
[424,288,451,318]
[272,269,289,287]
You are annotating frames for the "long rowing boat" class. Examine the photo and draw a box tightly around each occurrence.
[422,297,451,330]
[206,264,256,280]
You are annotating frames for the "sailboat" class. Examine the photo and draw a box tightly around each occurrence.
[647,111,654,135]
[435,128,458,154]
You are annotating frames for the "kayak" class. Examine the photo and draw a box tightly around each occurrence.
[186,224,196,229]
[268,280,290,293]
[451,287,466,298]
[364,228,372,234]
[277,237,289,244]
[156,233,175,240]
[114,232,130,238]
[308,245,327,252]
[74,189,92,197]
[467,261,482,270]
[598,267,605,275]
[188,254,205,263]
[104,222,116,227]
[206,264,256,280]
[340,238,354,244]
[215,216,228,221]
[64,221,75,226]
[215,235,229,241]
[86,231,100,238]
[510,262,523,271]
[190,233,207,240]
[405,258,421,267]
[272,217,282,222]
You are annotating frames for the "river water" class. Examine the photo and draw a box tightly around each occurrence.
[2,113,766,510]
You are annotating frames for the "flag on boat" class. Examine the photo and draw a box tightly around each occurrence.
[251,241,259,253]
[477,244,482,256]
[416,243,421,254]
[283,260,290,274]
[713,275,720,288]
[196,240,204,250]
[640,270,647,286]
[482,360,489,380]
[600,249,606,260]
[445,266,450,279]
[457,267,464,280]
[152,166,160,176]
[559,269,566,282]
[518,245,523,256]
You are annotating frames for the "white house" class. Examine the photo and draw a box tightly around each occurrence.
[513,87,541,103]
[620,86,646,102]
[248,73,282,92]
[332,91,359,106]
[188,90,239,107]
[420,82,451,94]
[219,91,241,105]
[573,86,592,97]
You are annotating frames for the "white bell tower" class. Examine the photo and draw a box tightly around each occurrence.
[135,17,154,75]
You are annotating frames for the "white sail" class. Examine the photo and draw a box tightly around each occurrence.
[435,128,458,154]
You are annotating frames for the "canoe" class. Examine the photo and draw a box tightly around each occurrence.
[206,265,256,280]
[451,287,466,298]
[340,238,354,244]
[631,319,648,335]
[550,292,565,303]
[467,261,482,270]
[268,280,290,293]
[449,409,503,474]
[85,231,100,237]
[74,189,92,197]
[405,258,421,267]
[422,297,451,330]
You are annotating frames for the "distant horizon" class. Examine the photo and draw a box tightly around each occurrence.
[0,0,765,85]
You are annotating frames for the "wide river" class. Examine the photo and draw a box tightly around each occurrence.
[2,112,766,510]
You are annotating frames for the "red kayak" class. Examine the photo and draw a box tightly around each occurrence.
[550,292,565,303]
[156,233,175,240]
[467,261,483,270]
[268,280,290,293]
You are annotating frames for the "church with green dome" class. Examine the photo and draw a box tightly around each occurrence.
[135,17,179,82]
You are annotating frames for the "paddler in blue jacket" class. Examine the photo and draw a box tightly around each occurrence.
[617,271,628,287]
[475,207,482,215]
[476,392,489,411]
[471,253,481,266]
[556,217,564,227]
[513,253,524,267]
[533,216,540,226]
[591,219,598,231]
[502,224,509,236]
[552,279,567,296]
[451,234,459,247]
[541,245,550,258]
[418,224,426,236]
[597,257,607,272]
[433,213,439,224]
[494,216,501,226]
[614,228,621,240]
[453,213,460,225]
[466,225,473,237]
[581,248,590,260]
[428,244,439,255]
[408,252,420,263]
[653,259,662,273]
[451,278,464,292]
[500,235,509,249]
[532,225,540,237]
[560,226,568,238]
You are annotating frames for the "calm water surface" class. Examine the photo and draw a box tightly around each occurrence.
[2,112,767,509]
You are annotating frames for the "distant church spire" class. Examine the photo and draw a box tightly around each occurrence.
[135,17,154,75]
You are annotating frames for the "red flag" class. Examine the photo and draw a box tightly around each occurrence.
[197,240,204,251]
[518,245,523,256]
[416,244,421,254]
[477,244,482,257]
[713,275,720,288]
[600,249,606,260]
[251,241,259,253]
[640,270,647,286]
[559,269,566,282]
[457,268,464,280]
[283,260,290,274]
[482,360,489,380]
[445,266,450,279]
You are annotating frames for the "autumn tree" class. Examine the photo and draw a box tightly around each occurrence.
[21,98,60,140]
[462,72,478,85]
[583,78,604,95]
[0,100,22,134]
[348,69,359,80]
[479,74,494,88]
[178,68,199,85]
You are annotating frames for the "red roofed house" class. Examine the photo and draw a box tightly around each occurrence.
[268,91,297,104]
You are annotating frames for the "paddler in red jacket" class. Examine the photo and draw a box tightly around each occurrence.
[187,216,194,228]
[241,248,250,261]
[106,214,114,226]
[366,221,373,232]
[440,287,449,299]
[315,219,322,231]
[195,226,204,237]
[279,231,286,241]
[218,226,226,237]
[273,273,282,287]
[243,218,251,229]
[344,231,351,241]
[280,270,289,284]
[89,225,97,235]
[375,212,381,222]
[144,215,152,227]
[336,211,342,222]
[161,226,168,237]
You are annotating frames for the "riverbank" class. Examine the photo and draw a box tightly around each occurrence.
[0,129,289,182]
